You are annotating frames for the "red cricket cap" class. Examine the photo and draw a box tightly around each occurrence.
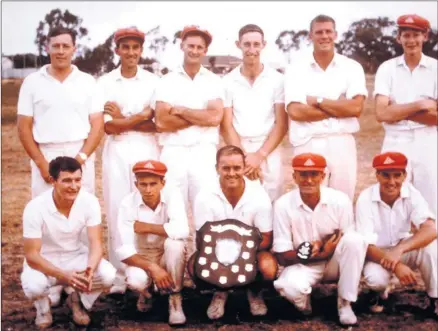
[132,160,167,177]
[372,152,408,170]
[292,153,327,171]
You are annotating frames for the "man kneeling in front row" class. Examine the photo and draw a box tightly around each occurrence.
[189,145,278,320]
[21,156,116,329]
[273,153,367,326]
[356,152,437,315]
[115,160,189,325]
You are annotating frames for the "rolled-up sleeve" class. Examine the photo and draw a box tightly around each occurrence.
[115,198,137,261]
[272,199,293,253]
[163,190,189,240]
[346,62,368,99]
[355,192,378,245]
[85,195,102,227]
[23,202,42,239]
[274,75,285,104]
[410,186,436,229]
[223,77,233,108]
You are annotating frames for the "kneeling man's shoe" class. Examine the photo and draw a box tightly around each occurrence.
[169,293,186,325]
[338,297,357,325]
[207,291,228,320]
[34,297,53,329]
[247,289,268,316]
[67,292,91,326]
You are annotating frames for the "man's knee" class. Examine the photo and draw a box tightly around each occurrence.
[126,267,149,292]
[257,251,278,281]
[422,239,437,261]
[340,232,367,251]
[97,259,117,288]
[274,270,311,305]
[165,239,185,257]
[363,263,390,292]
[21,270,49,300]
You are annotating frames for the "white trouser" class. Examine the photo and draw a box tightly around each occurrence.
[102,133,160,271]
[363,239,437,298]
[381,127,437,216]
[21,253,116,310]
[124,239,186,293]
[160,143,217,229]
[241,136,284,202]
[31,140,95,198]
[274,232,367,309]
[292,134,357,200]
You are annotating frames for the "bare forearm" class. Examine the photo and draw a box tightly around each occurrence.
[366,245,387,264]
[179,108,222,127]
[122,254,156,273]
[259,118,288,156]
[156,114,192,132]
[105,113,152,135]
[319,98,363,118]
[133,120,157,132]
[17,118,46,165]
[81,120,104,157]
[397,225,437,254]
[259,232,273,251]
[87,245,103,271]
[287,103,331,122]
[26,253,66,280]
[220,124,243,149]
[135,222,168,238]
[376,101,424,123]
[407,111,437,126]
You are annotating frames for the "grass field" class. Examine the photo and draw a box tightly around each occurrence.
[1,77,437,330]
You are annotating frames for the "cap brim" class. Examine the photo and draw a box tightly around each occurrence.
[398,24,428,31]
[374,165,407,170]
[134,170,165,177]
[292,167,325,171]
[182,30,212,46]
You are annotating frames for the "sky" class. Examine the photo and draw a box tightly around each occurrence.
[2,1,437,68]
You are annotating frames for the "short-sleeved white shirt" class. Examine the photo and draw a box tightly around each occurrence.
[17,65,101,144]
[223,65,284,138]
[154,65,225,146]
[355,182,436,247]
[284,53,368,146]
[193,177,273,233]
[373,54,438,132]
[96,66,160,125]
[272,187,354,253]
[116,186,189,261]
[23,188,101,261]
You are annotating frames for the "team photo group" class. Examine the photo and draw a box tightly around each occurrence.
[15,11,437,329]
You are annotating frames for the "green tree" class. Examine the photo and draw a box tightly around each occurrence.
[35,9,89,61]
[275,30,309,63]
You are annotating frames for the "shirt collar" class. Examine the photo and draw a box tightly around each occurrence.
[295,186,330,208]
[396,54,430,69]
[176,64,210,78]
[47,188,83,215]
[212,176,253,206]
[229,63,270,83]
[134,189,167,210]
[39,64,79,78]
[113,65,143,81]
[371,182,410,202]
[309,52,340,69]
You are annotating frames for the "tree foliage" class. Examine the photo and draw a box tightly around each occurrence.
[35,8,88,58]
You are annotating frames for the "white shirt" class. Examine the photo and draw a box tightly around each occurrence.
[193,177,273,233]
[17,65,101,144]
[373,54,438,132]
[154,65,225,146]
[116,186,189,261]
[223,65,284,138]
[23,189,101,261]
[272,187,354,253]
[355,182,436,247]
[97,66,160,126]
[285,53,368,146]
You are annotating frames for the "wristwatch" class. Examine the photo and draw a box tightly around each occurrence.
[316,97,323,107]
[78,152,88,162]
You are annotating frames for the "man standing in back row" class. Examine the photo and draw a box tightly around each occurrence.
[17,27,103,198]
[154,25,225,250]
[222,24,288,202]
[97,27,160,293]
[374,14,437,216]
[284,15,368,200]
